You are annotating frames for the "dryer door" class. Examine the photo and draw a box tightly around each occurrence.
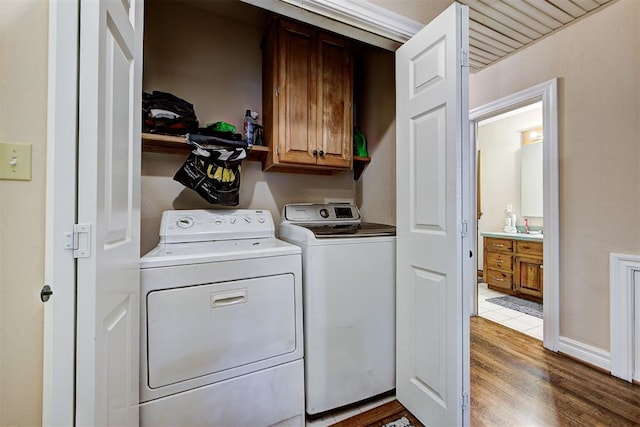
[146,274,297,389]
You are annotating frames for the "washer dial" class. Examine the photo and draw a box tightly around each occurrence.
[176,216,194,229]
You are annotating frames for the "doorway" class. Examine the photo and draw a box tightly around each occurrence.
[469,79,559,352]
[476,102,544,339]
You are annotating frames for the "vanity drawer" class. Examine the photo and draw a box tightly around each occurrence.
[485,270,513,290]
[516,240,543,257]
[485,237,513,253]
[485,252,513,271]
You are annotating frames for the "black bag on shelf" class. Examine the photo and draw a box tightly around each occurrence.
[173,135,248,206]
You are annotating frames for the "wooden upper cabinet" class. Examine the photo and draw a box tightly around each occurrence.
[276,19,317,166]
[263,18,353,172]
[316,31,352,168]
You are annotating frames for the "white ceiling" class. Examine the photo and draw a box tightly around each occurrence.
[458,0,614,71]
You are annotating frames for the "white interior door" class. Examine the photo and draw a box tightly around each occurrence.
[75,0,143,425]
[395,3,470,426]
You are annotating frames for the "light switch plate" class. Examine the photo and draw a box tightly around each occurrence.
[0,141,32,181]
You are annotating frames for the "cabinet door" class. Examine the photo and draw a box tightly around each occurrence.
[277,20,317,165]
[515,256,543,298]
[316,31,352,168]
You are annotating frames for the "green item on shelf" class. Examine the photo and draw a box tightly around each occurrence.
[353,127,368,157]
[206,121,236,134]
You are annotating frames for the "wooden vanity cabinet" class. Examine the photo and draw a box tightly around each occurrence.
[483,236,543,301]
[483,237,515,291]
[262,18,353,173]
[514,241,543,298]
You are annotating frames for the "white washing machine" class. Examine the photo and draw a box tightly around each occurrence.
[279,204,396,415]
[140,209,304,427]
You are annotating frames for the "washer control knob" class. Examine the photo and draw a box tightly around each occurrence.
[319,208,329,218]
[244,217,252,224]
[177,216,194,229]
[258,217,265,223]
[230,217,237,224]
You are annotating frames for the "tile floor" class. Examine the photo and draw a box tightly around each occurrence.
[305,393,396,426]
[477,282,543,340]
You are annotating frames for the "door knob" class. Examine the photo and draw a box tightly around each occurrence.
[40,285,53,303]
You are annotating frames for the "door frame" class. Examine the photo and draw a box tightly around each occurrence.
[43,0,79,425]
[469,79,559,351]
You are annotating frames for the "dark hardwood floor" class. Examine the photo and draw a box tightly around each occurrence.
[471,316,640,426]
[333,317,640,426]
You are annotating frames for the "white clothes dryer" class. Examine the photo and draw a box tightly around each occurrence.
[140,209,304,427]
[279,204,396,416]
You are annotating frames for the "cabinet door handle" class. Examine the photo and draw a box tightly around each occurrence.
[492,277,504,282]
[319,150,325,156]
[496,260,504,264]
[312,149,318,156]
[493,244,504,248]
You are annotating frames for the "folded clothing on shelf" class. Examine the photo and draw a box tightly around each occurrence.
[143,91,198,135]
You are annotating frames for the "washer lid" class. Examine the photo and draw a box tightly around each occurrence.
[140,238,300,268]
[296,222,396,238]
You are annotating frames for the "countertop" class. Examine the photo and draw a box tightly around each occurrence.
[481,231,543,242]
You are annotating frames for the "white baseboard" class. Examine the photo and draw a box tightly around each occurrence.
[558,336,611,372]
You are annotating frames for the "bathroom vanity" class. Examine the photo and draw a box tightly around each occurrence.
[482,232,543,302]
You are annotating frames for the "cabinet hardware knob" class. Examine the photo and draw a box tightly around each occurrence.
[319,150,325,156]
[312,149,318,156]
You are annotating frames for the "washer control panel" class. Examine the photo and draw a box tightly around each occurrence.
[283,204,361,224]
[159,209,274,243]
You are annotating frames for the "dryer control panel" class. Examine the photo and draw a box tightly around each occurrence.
[159,209,275,243]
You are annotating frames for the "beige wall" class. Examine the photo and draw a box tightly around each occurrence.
[355,45,396,225]
[470,0,640,350]
[141,1,357,253]
[365,0,453,26]
[0,0,48,425]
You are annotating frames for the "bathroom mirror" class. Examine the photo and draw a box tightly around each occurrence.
[520,127,543,217]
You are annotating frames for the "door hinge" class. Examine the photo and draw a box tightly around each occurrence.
[63,223,92,258]
[460,392,470,411]
[459,49,469,68]
[461,220,469,237]
[276,86,280,97]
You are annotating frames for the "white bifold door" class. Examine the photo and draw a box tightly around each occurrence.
[75,0,144,425]
[395,3,470,426]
